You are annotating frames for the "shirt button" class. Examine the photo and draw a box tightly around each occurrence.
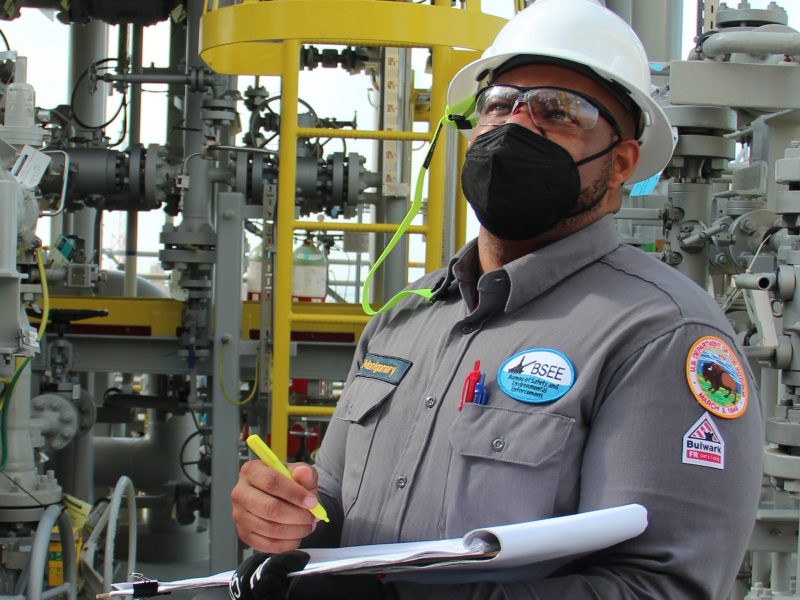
[424,396,436,408]
[396,475,407,489]
[461,324,474,334]
[492,438,506,452]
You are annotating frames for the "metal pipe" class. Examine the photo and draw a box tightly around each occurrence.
[0,179,18,273]
[293,220,426,234]
[103,476,137,594]
[631,0,682,62]
[39,150,70,218]
[702,31,800,58]
[68,19,108,262]
[4,365,39,492]
[427,43,448,269]
[101,72,192,85]
[288,405,336,417]
[454,134,468,249]
[166,19,187,160]
[42,583,71,599]
[272,38,302,461]
[181,1,213,233]
[605,0,633,24]
[93,413,197,490]
[735,272,777,291]
[616,207,662,220]
[125,25,143,298]
[290,312,370,326]
[28,505,76,600]
[296,127,428,142]
[380,47,411,301]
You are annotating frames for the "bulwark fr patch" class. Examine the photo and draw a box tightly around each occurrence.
[356,354,412,385]
[682,413,724,470]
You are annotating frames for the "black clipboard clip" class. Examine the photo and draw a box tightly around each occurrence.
[95,572,170,599]
[130,572,169,598]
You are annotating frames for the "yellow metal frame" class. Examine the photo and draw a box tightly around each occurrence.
[201,0,506,459]
[45,297,368,341]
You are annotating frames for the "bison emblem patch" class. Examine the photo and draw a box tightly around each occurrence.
[686,336,748,419]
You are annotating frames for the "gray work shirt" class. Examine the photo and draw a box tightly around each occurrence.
[311,215,763,599]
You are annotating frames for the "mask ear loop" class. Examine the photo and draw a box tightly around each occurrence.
[359,100,475,316]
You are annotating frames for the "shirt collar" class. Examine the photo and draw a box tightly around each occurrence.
[447,215,621,314]
[503,215,621,313]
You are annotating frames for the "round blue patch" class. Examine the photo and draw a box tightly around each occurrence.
[498,348,575,404]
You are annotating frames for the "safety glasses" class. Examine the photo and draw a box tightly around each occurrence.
[475,84,622,137]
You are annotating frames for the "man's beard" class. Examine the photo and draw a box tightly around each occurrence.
[573,154,613,215]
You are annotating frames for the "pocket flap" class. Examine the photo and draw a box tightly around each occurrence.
[449,404,574,468]
[337,377,397,424]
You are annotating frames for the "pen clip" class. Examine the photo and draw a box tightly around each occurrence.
[458,360,482,412]
[472,372,487,405]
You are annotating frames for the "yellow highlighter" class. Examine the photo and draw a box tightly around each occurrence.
[245,434,330,523]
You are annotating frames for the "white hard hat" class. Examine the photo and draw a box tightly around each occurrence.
[447,0,673,183]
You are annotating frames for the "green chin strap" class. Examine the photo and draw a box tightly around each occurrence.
[359,99,476,316]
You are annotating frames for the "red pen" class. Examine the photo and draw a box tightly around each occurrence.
[459,360,482,412]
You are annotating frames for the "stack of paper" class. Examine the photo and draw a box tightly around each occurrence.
[102,504,647,597]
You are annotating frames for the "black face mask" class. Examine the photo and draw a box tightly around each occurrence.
[461,123,619,241]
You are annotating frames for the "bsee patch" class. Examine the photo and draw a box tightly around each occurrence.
[686,336,748,419]
[356,353,411,385]
[682,413,724,469]
[498,348,575,404]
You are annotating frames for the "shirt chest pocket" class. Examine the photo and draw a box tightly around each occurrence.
[442,404,574,534]
[335,377,396,516]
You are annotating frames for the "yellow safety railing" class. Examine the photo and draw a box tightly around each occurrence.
[201,0,507,459]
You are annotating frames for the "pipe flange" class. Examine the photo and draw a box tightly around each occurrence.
[330,152,344,210]
[724,208,777,272]
[775,190,800,216]
[346,152,361,216]
[717,3,788,28]
[31,393,80,452]
[672,135,736,161]
[73,387,96,437]
[160,229,217,246]
[0,125,45,149]
[235,151,248,197]
[144,143,168,208]
[662,105,736,133]
[127,143,144,203]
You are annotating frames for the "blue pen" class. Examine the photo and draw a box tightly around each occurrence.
[472,373,488,405]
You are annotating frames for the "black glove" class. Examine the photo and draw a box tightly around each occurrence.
[288,573,395,600]
[229,550,310,600]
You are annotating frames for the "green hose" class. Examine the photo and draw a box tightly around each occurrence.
[0,357,31,470]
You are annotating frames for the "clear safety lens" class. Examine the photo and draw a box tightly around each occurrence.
[475,85,603,130]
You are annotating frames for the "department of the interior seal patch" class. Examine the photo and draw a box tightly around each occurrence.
[686,336,748,419]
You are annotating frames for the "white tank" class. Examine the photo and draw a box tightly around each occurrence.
[291,237,327,302]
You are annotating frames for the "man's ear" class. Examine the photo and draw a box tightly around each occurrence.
[608,139,640,189]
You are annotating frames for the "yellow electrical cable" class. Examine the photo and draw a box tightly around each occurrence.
[0,249,47,412]
[218,343,260,406]
[34,247,49,341]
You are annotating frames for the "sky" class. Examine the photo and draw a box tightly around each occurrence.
[2,0,799,298]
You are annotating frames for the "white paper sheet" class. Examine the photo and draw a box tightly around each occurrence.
[105,504,647,596]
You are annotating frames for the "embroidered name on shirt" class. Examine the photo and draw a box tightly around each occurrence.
[356,354,412,385]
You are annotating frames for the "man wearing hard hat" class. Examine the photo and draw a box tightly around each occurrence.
[228,1,762,598]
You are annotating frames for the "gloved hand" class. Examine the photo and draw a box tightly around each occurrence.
[229,550,395,600]
[229,550,310,600]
